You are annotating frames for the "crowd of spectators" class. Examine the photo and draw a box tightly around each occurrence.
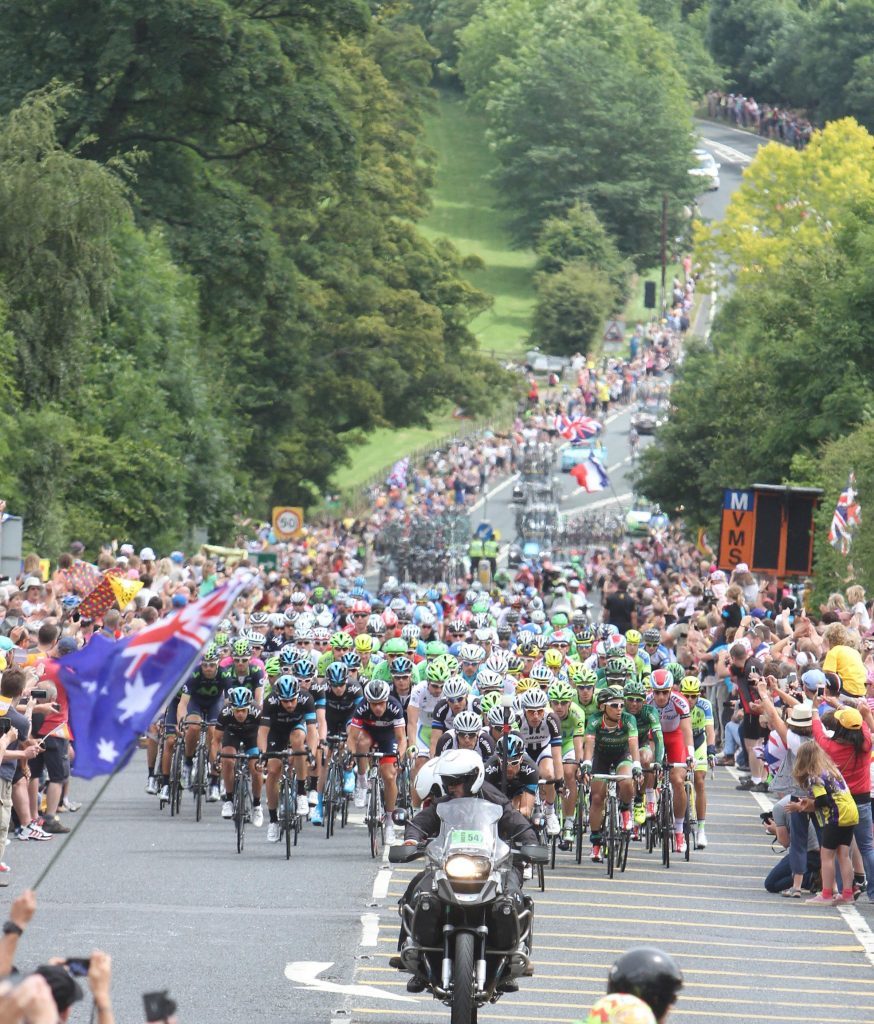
[706,90,813,148]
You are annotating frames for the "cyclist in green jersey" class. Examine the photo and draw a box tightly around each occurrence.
[371,636,409,682]
[317,631,354,676]
[623,679,664,829]
[570,665,598,721]
[549,681,586,849]
[581,686,642,863]
[680,676,716,848]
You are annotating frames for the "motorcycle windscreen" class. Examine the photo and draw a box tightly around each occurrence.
[434,798,502,858]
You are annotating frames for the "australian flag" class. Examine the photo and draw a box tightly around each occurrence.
[43,574,252,778]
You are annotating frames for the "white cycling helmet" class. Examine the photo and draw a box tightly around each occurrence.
[459,643,486,665]
[364,679,392,703]
[485,650,509,675]
[442,677,470,702]
[521,687,549,710]
[487,705,520,730]
[435,748,485,795]
[414,757,445,803]
[452,710,483,735]
[475,669,504,693]
[269,613,286,629]
[418,609,436,627]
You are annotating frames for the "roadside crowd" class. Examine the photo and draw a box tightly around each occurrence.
[706,89,813,148]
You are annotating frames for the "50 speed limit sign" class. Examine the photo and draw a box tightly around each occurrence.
[272,506,304,540]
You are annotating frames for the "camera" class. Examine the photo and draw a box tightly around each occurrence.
[0,718,14,736]
[64,958,91,977]
[143,990,177,1022]
[759,811,774,824]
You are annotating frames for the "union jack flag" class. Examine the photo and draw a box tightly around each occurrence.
[44,573,252,778]
[556,414,602,443]
[828,472,861,556]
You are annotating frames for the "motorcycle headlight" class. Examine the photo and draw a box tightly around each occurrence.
[444,854,490,880]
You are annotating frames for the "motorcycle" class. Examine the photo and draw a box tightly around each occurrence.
[389,798,547,1024]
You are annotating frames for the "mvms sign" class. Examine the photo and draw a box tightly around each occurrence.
[719,490,754,570]
[717,485,822,577]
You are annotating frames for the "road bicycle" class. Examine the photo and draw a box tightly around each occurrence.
[361,751,388,859]
[220,752,254,854]
[682,766,697,861]
[264,749,306,860]
[592,773,631,878]
[321,734,352,839]
[573,775,591,865]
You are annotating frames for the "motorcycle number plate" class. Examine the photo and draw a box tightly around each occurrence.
[450,829,486,846]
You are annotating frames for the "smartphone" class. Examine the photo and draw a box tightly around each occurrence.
[789,795,801,804]
[64,958,91,977]
[30,689,48,701]
[143,990,176,1022]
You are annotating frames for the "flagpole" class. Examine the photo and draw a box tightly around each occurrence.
[30,737,139,892]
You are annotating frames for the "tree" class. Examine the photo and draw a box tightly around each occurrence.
[707,0,802,96]
[530,261,615,357]
[460,0,696,264]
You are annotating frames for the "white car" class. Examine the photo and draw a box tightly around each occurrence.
[689,148,720,191]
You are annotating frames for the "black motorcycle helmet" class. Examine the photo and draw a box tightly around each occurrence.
[607,946,683,1020]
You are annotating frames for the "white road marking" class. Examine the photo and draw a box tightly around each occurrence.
[360,913,381,947]
[563,491,632,514]
[703,139,752,166]
[470,473,515,513]
[284,960,417,1002]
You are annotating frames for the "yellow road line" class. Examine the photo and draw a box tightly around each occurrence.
[533,898,836,919]
[532,912,845,932]
[351,1005,871,1022]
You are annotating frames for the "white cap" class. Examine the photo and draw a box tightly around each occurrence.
[139,547,156,561]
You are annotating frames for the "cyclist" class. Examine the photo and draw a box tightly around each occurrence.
[516,687,563,835]
[216,686,263,826]
[680,676,715,848]
[642,628,670,671]
[406,659,450,787]
[176,642,230,802]
[222,639,265,707]
[623,679,664,831]
[549,681,586,849]
[311,661,361,826]
[648,669,695,854]
[258,675,319,842]
[429,677,476,757]
[625,630,651,681]
[484,733,538,816]
[581,686,642,863]
[570,665,599,721]
[372,636,410,681]
[347,678,407,844]
[434,708,494,760]
[389,655,415,710]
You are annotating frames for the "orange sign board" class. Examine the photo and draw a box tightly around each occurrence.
[272,506,304,541]
[717,490,754,571]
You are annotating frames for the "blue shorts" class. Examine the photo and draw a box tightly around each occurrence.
[361,728,398,763]
[159,696,181,734]
[185,694,223,723]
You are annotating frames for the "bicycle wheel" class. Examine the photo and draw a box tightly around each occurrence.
[194,743,206,823]
[324,762,339,840]
[234,774,247,855]
[618,823,630,873]
[169,740,183,817]
[606,797,616,879]
[660,785,673,869]
[684,784,696,862]
[368,777,383,859]
[280,776,292,861]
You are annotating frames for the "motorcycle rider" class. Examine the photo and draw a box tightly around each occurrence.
[392,748,537,993]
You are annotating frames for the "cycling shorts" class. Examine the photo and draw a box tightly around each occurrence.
[693,740,708,772]
[359,727,398,764]
[221,744,260,758]
[265,723,307,753]
[663,728,687,767]
[184,694,223,723]
[529,744,554,766]
[562,746,580,764]
[592,749,632,776]
[154,696,181,733]
[416,723,432,755]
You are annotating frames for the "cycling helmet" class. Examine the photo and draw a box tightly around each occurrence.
[312,626,331,642]
[383,637,407,656]
[202,643,220,664]
[530,664,555,687]
[425,640,449,659]
[326,662,348,687]
[315,610,333,629]
[401,623,420,642]
[294,659,315,681]
[390,597,407,615]
[551,628,572,645]
[607,947,683,1021]
[506,654,524,676]
[506,609,520,625]
[283,609,297,625]
[382,609,398,630]
[440,653,460,674]
[666,662,685,685]
[312,585,327,603]
[390,656,413,676]
[330,631,354,651]
[473,627,493,646]
[497,624,512,640]
[544,648,563,670]
[426,659,451,684]
[521,687,549,710]
[569,664,597,686]
[624,679,647,699]
[435,748,485,795]
[218,618,233,633]
[494,734,525,760]
[605,657,630,681]
[414,757,445,803]
[290,590,307,605]
[275,675,300,701]
[351,599,370,615]
[363,679,391,703]
[459,643,486,665]
[596,623,614,641]
[479,691,503,716]
[575,625,595,645]
[442,678,469,702]
[485,650,509,674]
[597,685,625,706]
[475,669,504,693]
[515,676,539,694]
[453,710,482,735]
[650,669,672,691]
[530,609,546,625]
[551,612,569,628]
[231,639,252,658]
[418,609,436,628]
[447,618,467,636]
[625,629,642,646]
[487,705,520,730]
[227,686,254,709]
[250,612,269,628]
[263,656,281,676]
[680,676,701,696]
[295,627,314,642]
[606,638,627,659]
[548,681,576,703]
[268,613,286,629]
[367,613,386,636]
[472,613,491,631]
[341,650,361,670]
[642,628,661,645]
[354,633,373,654]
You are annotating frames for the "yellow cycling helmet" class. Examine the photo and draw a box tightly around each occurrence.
[625,629,642,645]
[680,676,700,696]
[354,634,373,654]
[515,676,539,695]
[544,648,563,670]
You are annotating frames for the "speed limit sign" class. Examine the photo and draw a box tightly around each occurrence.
[272,506,304,540]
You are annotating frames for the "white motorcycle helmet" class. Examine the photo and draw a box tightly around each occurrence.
[435,748,485,796]
[414,757,445,804]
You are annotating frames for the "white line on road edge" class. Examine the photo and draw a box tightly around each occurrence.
[563,490,632,514]
[470,473,515,513]
[285,961,417,1002]
[359,913,381,947]
[703,139,753,166]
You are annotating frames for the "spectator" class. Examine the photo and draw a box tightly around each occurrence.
[0,668,33,880]
[820,622,866,697]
